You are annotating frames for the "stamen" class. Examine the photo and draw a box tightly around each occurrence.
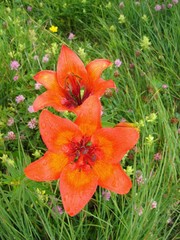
[64,136,98,170]
[61,73,91,108]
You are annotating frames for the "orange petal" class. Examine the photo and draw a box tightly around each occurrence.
[86,59,112,82]
[57,45,88,87]
[75,96,102,135]
[39,110,82,153]
[92,127,139,163]
[24,151,68,181]
[60,163,98,216]
[34,70,59,90]
[116,122,140,132]
[92,78,116,97]
[93,161,132,194]
[33,90,67,112]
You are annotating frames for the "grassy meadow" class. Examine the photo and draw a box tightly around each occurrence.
[0,0,179,239]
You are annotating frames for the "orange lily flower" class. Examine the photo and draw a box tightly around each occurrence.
[24,96,139,216]
[33,45,116,114]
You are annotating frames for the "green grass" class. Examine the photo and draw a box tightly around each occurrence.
[0,0,179,239]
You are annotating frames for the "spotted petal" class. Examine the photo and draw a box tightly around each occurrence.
[24,151,68,181]
[57,45,88,87]
[75,96,102,135]
[33,70,58,90]
[33,91,67,112]
[92,78,116,97]
[60,163,98,216]
[93,161,132,194]
[39,110,82,154]
[92,127,139,163]
[86,59,112,83]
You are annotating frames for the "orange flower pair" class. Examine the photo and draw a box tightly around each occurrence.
[24,45,139,216]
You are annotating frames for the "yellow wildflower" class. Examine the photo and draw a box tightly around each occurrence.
[146,113,157,122]
[109,25,116,32]
[145,135,154,145]
[141,14,148,22]
[36,188,48,202]
[78,47,86,59]
[125,166,134,176]
[32,150,42,159]
[140,36,151,50]
[118,14,126,24]
[49,25,58,33]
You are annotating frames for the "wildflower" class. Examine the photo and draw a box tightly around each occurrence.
[134,205,143,215]
[129,63,135,69]
[145,134,154,145]
[140,36,151,50]
[119,2,125,8]
[104,89,113,98]
[170,117,179,124]
[68,32,75,40]
[167,3,173,8]
[118,14,126,24]
[42,54,49,63]
[138,206,143,216]
[7,117,14,126]
[135,50,141,57]
[135,119,145,128]
[136,170,144,185]
[167,217,173,224]
[146,113,157,122]
[154,152,162,161]
[10,60,20,70]
[10,179,20,185]
[141,14,148,22]
[5,131,16,140]
[77,47,86,59]
[114,59,122,67]
[0,154,9,163]
[6,7,11,13]
[1,155,15,167]
[27,6,32,11]
[161,4,166,9]
[114,70,120,77]
[135,1,140,5]
[49,25,58,33]
[109,25,116,31]
[32,45,116,114]
[36,188,48,202]
[20,134,26,140]
[172,0,178,4]
[33,55,39,60]
[28,105,35,113]
[125,166,134,176]
[13,75,19,81]
[35,83,42,90]
[32,150,42,159]
[52,205,64,214]
[15,95,25,103]
[162,84,168,89]
[151,200,157,209]
[105,2,112,9]
[154,4,162,11]
[102,190,111,201]
[27,118,37,129]
[24,96,139,216]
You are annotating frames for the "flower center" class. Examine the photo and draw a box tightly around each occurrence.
[64,136,98,171]
[61,74,90,108]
